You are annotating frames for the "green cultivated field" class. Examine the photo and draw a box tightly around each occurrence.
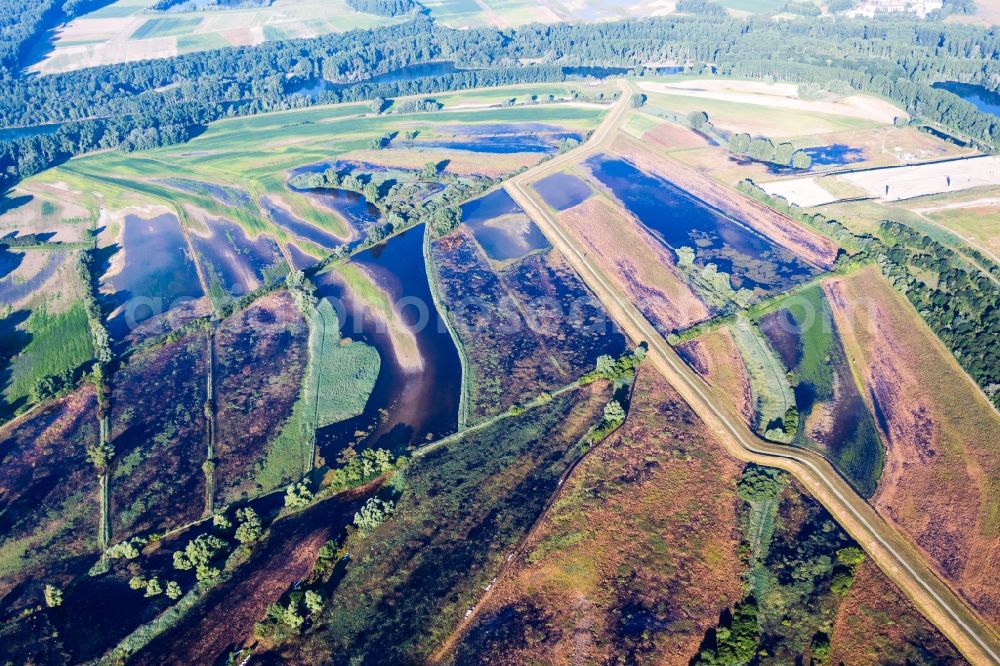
[643,91,883,138]
[131,17,202,40]
[311,299,380,428]
[3,302,94,414]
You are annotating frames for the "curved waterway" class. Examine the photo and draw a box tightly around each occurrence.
[313,224,461,459]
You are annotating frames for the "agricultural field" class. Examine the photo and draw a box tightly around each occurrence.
[638,79,897,139]
[0,259,93,418]
[916,196,1000,258]
[33,0,400,74]
[35,0,683,74]
[825,267,1000,625]
[423,0,675,28]
[684,124,973,191]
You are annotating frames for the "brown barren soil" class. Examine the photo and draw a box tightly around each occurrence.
[449,370,744,665]
[830,559,967,665]
[676,327,754,424]
[610,132,841,269]
[213,291,309,505]
[130,486,374,666]
[558,196,710,332]
[824,268,1000,626]
[640,120,713,151]
[0,387,99,616]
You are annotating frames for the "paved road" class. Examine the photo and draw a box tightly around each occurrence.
[506,80,1000,666]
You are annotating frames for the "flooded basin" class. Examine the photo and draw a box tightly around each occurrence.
[313,224,461,458]
[189,218,286,297]
[287,243,321,270]
[585,155,819,293]
[290,185,381,235]
[261,196,343,250]
[757,288,883,497]
[160,178,253,208]
[532,172,593,211]
[802,144,865,167]
[460,189,549,261]
[932,81,1000,118]
[405,124,582,155]
[100,214,204,341]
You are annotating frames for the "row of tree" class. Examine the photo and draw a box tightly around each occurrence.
[728,132,813,169]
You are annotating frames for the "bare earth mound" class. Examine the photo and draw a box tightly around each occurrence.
[449,370,744,664]
[824,267,1000,626]
[640,119,713,151]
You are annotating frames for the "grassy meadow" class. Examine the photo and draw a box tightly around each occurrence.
[311,298,380,428]
[729,315,795,441]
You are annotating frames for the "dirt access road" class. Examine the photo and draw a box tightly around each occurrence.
[505,79,1000,666]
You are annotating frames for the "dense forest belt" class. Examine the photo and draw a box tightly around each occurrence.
[505,86,1000,666]
[3,13,1000,192]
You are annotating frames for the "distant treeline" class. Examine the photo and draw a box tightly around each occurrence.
[148,0,275,12]
[2,14,1000,191]
[345,0,418,17]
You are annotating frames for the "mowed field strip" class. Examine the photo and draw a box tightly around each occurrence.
[637,79,905,124]
[507,81,1000,666]
[761,155,1000,207]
